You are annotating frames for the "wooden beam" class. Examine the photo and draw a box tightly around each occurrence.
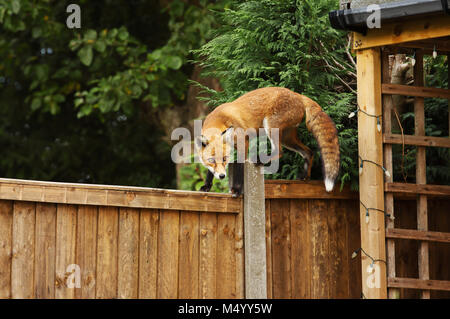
[0,178,241,213]
[390,37,450,52]
[353,15,450,50]
[382,83,450,99]
[383,46,438,57]
[264,180,357,199]
[388,277,450,292]
[386,228,450,244]
[382,51,399,299]
[383,134,450,148]
[357,48,387,299]
[414,51,430,299]
[385,183,450,197]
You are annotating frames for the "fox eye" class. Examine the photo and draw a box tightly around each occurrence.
[207,158,215,164]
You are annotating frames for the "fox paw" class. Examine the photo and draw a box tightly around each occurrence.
[230,187,242,198]
[254,159,265,167]
[297,171,310,181]
[200,184,212,192]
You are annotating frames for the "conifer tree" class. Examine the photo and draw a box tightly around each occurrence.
[196,0,359,189]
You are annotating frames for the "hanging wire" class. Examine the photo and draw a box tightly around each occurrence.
[348,105,382,132]
[358,155,391,177]
[352,248,387,268]
[359,200,394,224]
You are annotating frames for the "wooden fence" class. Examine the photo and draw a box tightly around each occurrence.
[0,178,243,299]
[0,177,448,299]
[264,180,450,299]
[264,180,362,298]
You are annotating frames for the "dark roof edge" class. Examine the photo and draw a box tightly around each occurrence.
[329,0,450,34]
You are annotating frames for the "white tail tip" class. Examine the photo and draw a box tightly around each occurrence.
[325,177,334,192]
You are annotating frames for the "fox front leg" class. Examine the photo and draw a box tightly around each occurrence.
[229,162,244,198]
[200,170,214,192]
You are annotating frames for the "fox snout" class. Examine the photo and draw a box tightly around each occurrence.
[198,150,229,181]
[216,172,226,179]
[209,165,227,180]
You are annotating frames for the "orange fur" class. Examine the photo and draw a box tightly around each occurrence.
[197,87,340,191]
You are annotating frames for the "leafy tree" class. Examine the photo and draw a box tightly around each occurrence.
[0,0,228,187]
[2,0,447,191]
[0,100,176,187]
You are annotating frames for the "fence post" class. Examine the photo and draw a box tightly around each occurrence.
[243,161,267,298]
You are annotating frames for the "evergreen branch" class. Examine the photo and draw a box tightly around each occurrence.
[346,34,356,68]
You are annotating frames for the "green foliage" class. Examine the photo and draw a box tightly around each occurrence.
[0,0,229,117]
[194,0,359,189]
[0,99,176,187]
[0,0,228,186]
[179,163,229,192]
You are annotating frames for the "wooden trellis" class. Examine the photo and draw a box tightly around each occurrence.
[382,48,450,298]
[354,15,450,299]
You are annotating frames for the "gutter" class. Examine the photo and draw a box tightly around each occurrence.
[329,0,450,34]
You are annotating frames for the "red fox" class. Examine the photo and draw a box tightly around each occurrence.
[195,87,340,193]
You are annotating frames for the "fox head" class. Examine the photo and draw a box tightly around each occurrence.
[195,127,233,180]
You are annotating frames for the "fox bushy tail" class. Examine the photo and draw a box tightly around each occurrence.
[305,102,340,192]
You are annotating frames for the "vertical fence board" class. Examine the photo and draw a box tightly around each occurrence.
[216,213,236,298]
[11,202,36,299]
[0,200,13,298]
[138,209,159,299]
[178,211,200,298]
[117,208,139,299]
[75,206,98,299]
[199,212,217,299]
[34,203,56,299]
[55,204,77,299]
[96,207,119,299]
[327,200,338,298]
[309,200,329,298]
[328,200,349,298]
[157,210,180,299]
[347,200,362,298]
[235,205,245,299]
[270,199,292,298]
[289,199,310,298]
[265,200,273,299]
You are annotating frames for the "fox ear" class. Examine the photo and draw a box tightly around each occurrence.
[195,135,208,148]
[222,126,234,143]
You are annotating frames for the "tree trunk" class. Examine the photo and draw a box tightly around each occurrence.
[390,54,414,132]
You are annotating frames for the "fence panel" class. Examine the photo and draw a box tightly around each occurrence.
[0,178,243,299]
[265,180,361,299]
